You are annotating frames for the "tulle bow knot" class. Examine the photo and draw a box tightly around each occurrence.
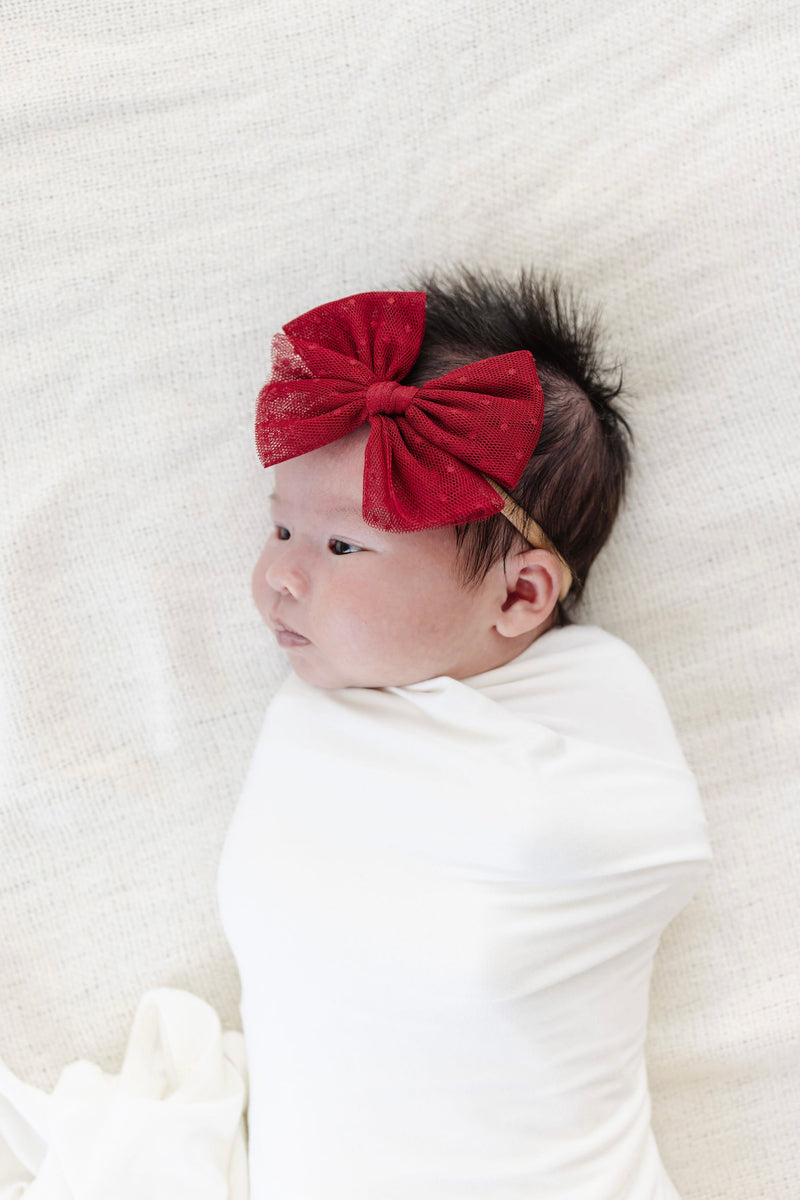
[364,379,419,417]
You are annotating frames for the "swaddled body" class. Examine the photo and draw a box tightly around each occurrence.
[218,623,710,1198]
[221,274,711,1197]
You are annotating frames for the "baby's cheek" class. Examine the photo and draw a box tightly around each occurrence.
[251,545,273,621]
[334,593,398,653]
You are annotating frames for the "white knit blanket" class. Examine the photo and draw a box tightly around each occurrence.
[0,990,248,1200]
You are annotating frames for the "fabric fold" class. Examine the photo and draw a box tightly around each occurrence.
[0,989,248,1200]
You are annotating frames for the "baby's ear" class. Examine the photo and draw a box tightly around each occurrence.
[494,549,564,639]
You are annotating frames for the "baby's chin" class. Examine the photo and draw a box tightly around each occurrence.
[284,651,432,691]
[282,650,354,691]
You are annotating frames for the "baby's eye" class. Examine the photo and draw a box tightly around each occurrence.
[329,538,361,556]
[275,525,290,541]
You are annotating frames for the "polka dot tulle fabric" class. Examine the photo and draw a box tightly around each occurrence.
[255,291,545,532]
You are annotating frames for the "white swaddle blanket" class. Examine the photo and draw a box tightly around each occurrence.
[218,623,711,1200]
[0,989,248,1200]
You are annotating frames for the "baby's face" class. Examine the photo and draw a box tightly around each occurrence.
[252,427,513,689]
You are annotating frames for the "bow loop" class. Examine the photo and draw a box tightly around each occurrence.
[280,292,424,382]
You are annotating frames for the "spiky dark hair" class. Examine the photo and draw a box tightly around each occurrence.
[400,266,631,609]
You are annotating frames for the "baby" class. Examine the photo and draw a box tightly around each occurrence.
[218,271,711,1200]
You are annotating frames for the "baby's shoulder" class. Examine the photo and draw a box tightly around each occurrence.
[489,624,689,768]
[509,622,659,692]
[537,621,660,684]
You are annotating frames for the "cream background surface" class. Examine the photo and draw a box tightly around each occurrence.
[2,2,798,1197]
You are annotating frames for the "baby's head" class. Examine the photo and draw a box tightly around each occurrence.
[252,269,630,689]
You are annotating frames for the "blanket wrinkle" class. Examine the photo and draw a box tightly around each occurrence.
[0,988,248,1200]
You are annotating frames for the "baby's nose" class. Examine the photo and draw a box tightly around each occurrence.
[262,543,309,599]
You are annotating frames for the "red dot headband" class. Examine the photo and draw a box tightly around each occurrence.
[255,290,572,599]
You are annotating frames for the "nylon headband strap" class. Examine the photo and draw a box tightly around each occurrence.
[482,477,573,602]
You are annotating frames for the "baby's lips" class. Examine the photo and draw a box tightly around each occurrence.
[271,618,311,647]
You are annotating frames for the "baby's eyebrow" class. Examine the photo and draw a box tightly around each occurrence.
[269,492,363,519]
[326,504,364,518]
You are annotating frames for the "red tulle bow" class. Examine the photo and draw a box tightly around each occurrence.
[255,291,544,532]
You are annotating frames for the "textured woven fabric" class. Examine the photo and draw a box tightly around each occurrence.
[256,291,544,530]
[2,2,798,1198]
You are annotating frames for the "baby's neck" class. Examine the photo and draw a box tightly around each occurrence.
[450,608,558,682]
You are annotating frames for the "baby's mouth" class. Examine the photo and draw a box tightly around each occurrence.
[272,620,311,648]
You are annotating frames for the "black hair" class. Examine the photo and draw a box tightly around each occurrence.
[400,266,631,611]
